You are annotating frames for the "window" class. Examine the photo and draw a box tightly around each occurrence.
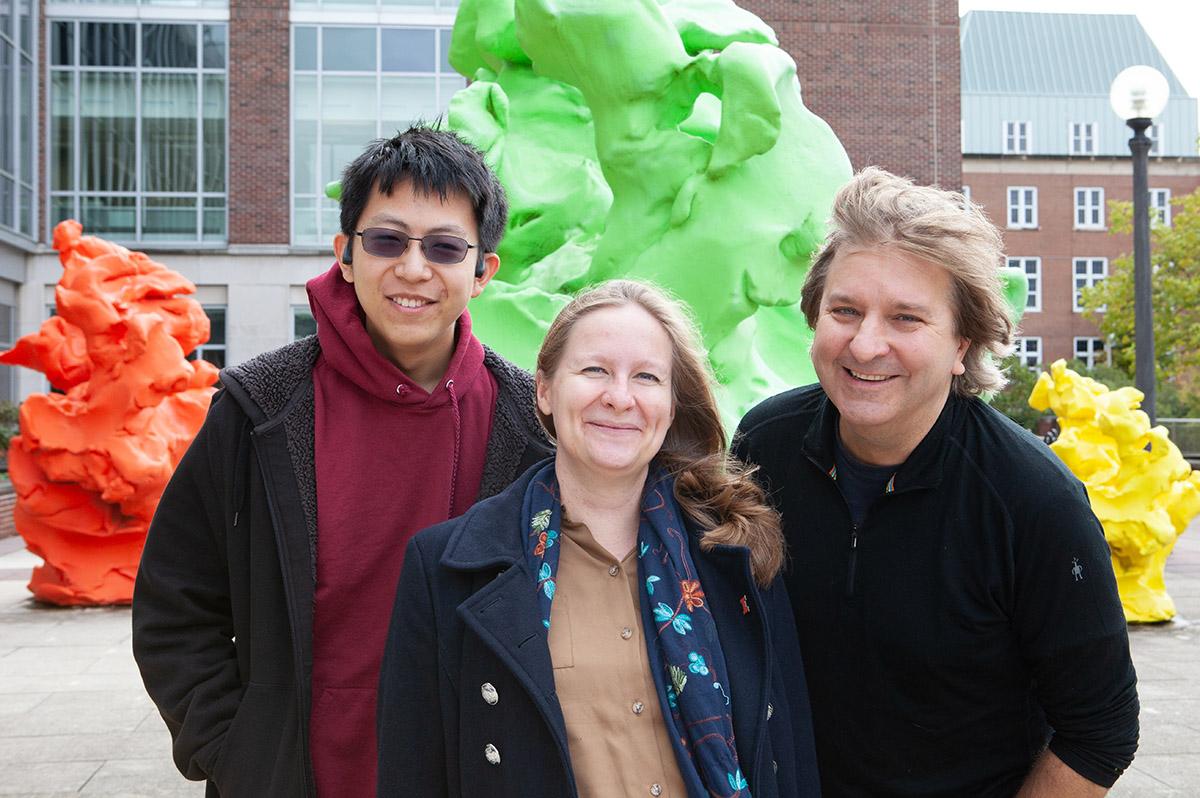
[1007,187,1037,229]
[1150,188,1171,226]
[1004,121,1030,154]
[1069,122,1095,155]
[1074,188,1105,230]
[1007,257,1041,312]
[1148,124,1161,156]
[1073,258,1106,312]
[0,0,36,238]
[293,305,317,340]
[1013,337,1041,369]
[188,305,226,368]
[291,23,465,246]
[1073,337,1106,369]
[48,19,228,243]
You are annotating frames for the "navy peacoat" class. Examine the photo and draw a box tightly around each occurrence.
[377,460,820,797]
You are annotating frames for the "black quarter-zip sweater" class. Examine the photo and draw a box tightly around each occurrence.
[734,384,1138,798]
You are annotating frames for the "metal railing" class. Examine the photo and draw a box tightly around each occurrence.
[1159,418,1200,466]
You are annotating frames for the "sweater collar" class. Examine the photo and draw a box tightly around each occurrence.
[803,388,960,492]
[306,262,485,406]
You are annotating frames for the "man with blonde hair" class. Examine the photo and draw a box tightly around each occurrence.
[735,167,1138,796]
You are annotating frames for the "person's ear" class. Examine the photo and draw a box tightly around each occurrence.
[335,233,354,282]
[952,337,971,376]
[471,252,501,297]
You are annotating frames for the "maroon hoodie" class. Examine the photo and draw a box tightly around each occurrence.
[306,264,496,797]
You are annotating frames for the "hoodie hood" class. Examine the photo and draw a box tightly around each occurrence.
[306,263,485,406]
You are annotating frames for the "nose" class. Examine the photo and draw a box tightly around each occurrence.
[392,242,433,280]
[602,378,635,411]
[847,315,890,362]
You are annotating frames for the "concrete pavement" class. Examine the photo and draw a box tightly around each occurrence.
[2,519,1199,796]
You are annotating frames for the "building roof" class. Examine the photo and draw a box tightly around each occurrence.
[961,11,1189,97]
[961,10,1198,157]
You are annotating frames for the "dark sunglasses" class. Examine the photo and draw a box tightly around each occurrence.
[354,228,478,265]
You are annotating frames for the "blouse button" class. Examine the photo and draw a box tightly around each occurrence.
[650,784,663,796]
[632,701,645,715]
[484,743,501,765]
[481,682,498,706]
[621,627,633,639]
[609,564,620,576]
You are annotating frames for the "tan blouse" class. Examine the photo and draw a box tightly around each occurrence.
[546,516,688,798]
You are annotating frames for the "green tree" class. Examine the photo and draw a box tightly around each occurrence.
[1080,188,1200,382]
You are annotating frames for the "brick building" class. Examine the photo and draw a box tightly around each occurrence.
[961,11,1200,368]
[0,0,957,404]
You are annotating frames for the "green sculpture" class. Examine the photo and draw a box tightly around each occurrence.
[446,0,853,426]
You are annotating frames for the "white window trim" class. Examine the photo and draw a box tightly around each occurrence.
[1150,188,1171,226]
[1073,337,1107,369]
[1073,257,1107,313]
[1007,186,1038,230]
[1069,121,1095,156]
[1003,121,1031,155]
[1008,256,1041,313]
[1074,187,1105,231]
[1014,336,1042,369]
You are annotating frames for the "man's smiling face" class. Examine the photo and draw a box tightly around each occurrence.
[334,181,498,384]
[811,247,970,466]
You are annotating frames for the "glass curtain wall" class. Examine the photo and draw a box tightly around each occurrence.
[291,4,463,246]
[0,0,35,238]
[49,15,227,243]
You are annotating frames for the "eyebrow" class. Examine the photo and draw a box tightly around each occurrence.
[365,214,470,237]
[825,292,934,316]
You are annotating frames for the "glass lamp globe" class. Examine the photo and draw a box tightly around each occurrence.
[1109,65,1170,121]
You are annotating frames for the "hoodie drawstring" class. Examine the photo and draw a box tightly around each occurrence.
[446,378,462,518]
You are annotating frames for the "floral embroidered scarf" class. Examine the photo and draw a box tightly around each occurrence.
[522,460,751,798]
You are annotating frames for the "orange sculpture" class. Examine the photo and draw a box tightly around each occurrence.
[0,220,219,605]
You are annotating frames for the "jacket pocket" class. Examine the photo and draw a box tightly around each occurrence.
[209,683,304,797]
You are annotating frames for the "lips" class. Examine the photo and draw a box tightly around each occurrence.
[389,296,433,309]
[847,368,891,382]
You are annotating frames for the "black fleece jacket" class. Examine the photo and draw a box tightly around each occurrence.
[735,384,1139,798]
[132,335,552,798]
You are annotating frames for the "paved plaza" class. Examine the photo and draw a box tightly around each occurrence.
[1,519,1199,796]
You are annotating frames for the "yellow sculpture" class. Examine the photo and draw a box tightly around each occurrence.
[1029,360,1200,622]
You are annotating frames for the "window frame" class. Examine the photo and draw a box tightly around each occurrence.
[1013,336,1042,369]
[1073,257,1107,313]
[1073,187,1105,231]
[1007,186,1038,230]
[1073,337,1106,369]
[45,16,229,245]
[1007,256,1041,313]
[1150,188,1171,226]
[1003,121,1031,154]
[1069,121,1095,156]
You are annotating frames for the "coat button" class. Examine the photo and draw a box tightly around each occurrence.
[481,682,498,705]
[632,701,645,714]
[773,759,778,772]
[650,784,663,796]
[767,702,774,720]
[484,743,501,765]
[609,564,620,576]
[621,627,633,639]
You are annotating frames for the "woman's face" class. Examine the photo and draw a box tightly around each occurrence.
[537,304,676,486]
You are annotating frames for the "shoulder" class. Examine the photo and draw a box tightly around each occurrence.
[482,346,535,394]
[737,383,826,440]
[952,398,1081,488]
[220,336,320,421]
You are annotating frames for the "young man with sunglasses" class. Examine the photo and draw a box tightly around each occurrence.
[132,126,552,797]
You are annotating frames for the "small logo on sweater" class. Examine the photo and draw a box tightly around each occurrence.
[740,596,750,614]
[1071,558,1084,582]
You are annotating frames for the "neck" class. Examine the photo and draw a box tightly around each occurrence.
[555,460,647,560]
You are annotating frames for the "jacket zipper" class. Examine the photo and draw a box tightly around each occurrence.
[846,525,858,599]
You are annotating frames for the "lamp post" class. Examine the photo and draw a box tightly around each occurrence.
[1109,65,1169,425]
